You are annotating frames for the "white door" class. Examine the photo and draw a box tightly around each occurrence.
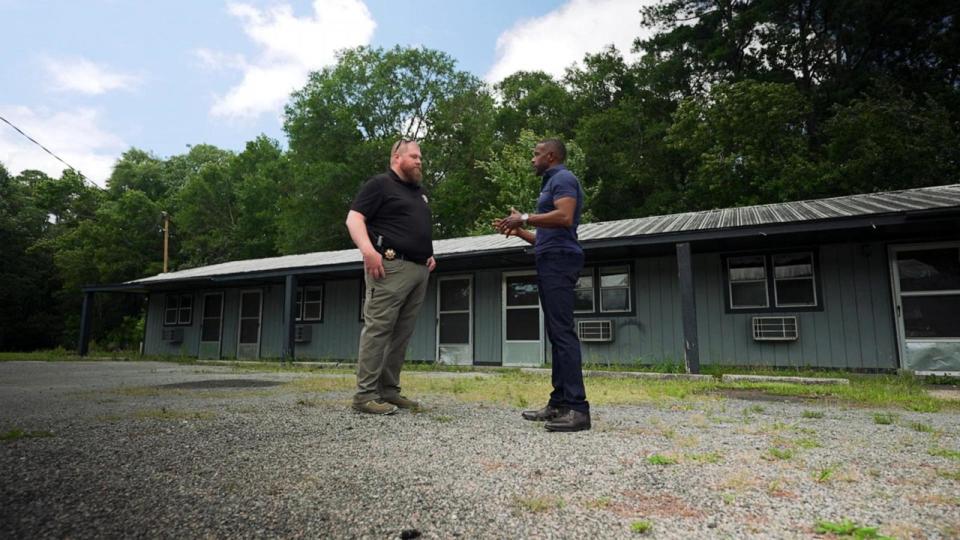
[502,272,543,366]
[198,292,224,359]
[889,242,960,373]
[437,276,473,365]
[237,290,262,359]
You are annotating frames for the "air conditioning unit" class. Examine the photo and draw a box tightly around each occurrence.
[577,320,614,342]
[161,327,184,344]
[752,316,798,341]
[294,324,312,343]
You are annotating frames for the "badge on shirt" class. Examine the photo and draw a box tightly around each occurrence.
[384,249,396,260]
[422,194,429,204]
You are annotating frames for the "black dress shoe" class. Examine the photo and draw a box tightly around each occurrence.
[544,409,591,432]
[521,404,563,421]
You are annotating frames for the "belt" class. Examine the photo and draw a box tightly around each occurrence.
[380,247,427,265]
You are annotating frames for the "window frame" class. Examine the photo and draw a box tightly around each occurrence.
[772,252,818,308]
[296,285,324,323]
[574,268,596,314]
[723,250,823,313]
[163,293,194,326]
[573,262,635,317]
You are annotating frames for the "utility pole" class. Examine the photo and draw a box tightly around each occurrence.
[161,211,170,273]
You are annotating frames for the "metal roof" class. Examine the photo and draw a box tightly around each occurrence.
[129,183,960,285]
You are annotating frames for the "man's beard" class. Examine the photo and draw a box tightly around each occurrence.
[403,164,422,183]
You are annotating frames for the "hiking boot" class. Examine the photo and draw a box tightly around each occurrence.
[382,395,420,410]
[352,399,398,415]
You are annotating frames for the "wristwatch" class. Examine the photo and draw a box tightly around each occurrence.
[521,213,529,226]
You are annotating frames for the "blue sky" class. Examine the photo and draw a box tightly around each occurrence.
[0,0,648,186]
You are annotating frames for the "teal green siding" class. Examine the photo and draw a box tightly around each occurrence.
[474,270,503,364]
[142,241,899,370]
[693,242,897,369]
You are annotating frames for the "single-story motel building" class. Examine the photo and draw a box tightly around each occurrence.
[80,184,960,374]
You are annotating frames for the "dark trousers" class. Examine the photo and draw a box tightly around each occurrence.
[536,250,589,414]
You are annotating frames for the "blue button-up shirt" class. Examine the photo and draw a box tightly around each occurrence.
[534,165,583,255]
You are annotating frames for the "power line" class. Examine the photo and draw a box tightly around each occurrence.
[0,113,106,191]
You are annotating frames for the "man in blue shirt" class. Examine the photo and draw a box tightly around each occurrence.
[495,139,590,432]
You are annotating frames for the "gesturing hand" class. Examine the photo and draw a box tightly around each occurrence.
[494,207,524,235]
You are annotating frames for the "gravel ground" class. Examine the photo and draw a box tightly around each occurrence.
[1,361,959,539]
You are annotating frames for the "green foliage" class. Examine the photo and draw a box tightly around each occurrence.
[472,129,592,234]
[929,447,960,461]
[667,81,821,209]
[630,520,652,534]
[283,45,496,244]
[814,519,892,539]
[646,454,677,465]
[872,412,897,425]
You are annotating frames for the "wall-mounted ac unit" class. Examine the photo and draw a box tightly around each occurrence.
[294,324,312,343]
[752,316,798,341]
[161,327,184,344]
[577,320,614,342]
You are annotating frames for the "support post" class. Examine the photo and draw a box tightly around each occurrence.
[78,291,94,356]
[282,275,298,362]
[161,211,170,273]
[676,242,700,374]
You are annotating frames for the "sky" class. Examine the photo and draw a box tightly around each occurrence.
[0,0,652,187]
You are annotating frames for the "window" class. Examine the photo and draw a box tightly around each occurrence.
[773,253,816,307]
[726,252,819,311]
[728,256,769,309]
[296,286,323,322]
[571,265,633,315]
[574,269,595,313]
[599,266,631,312]
[164,294,193,326]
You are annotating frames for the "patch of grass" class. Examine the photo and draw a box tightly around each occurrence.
[802,410,825,419]
[937,469,960,481]
[815,466,836,483]
[646,454,677,465]
[1,428,53,442]
[630,520,653,534]
[873,412,897,425]
[583,497,612,509]
[794,437,823,449]
[929,447,960,461]
[685,451,723,464]
[515,495,563,513]
[721,493,736,504]
[715,372,958,412]
[133,408,215,421]
[910,422,934,433]
[766,447,795,460]
[746,404,765,414]
[814,519,892,539]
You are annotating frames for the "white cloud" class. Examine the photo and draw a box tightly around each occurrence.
[485,0,654,83]
[0,105,125,187]
[203,0,376,119]
[42,56,141,95]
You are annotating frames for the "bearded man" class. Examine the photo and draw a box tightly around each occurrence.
[345,139,436,415]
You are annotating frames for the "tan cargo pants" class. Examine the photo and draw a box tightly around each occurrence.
[354,258,430,404]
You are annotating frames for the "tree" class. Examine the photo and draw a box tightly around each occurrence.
[494,71,576,143]
[473,130,592,234]
[822,83,960,194]
[282,46,496,247]
[666,80,821,209]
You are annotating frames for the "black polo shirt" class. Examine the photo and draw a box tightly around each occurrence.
[350,169,433,261]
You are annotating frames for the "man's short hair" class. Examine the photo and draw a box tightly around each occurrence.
[392,138,416,155]
[539,138,567,162]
